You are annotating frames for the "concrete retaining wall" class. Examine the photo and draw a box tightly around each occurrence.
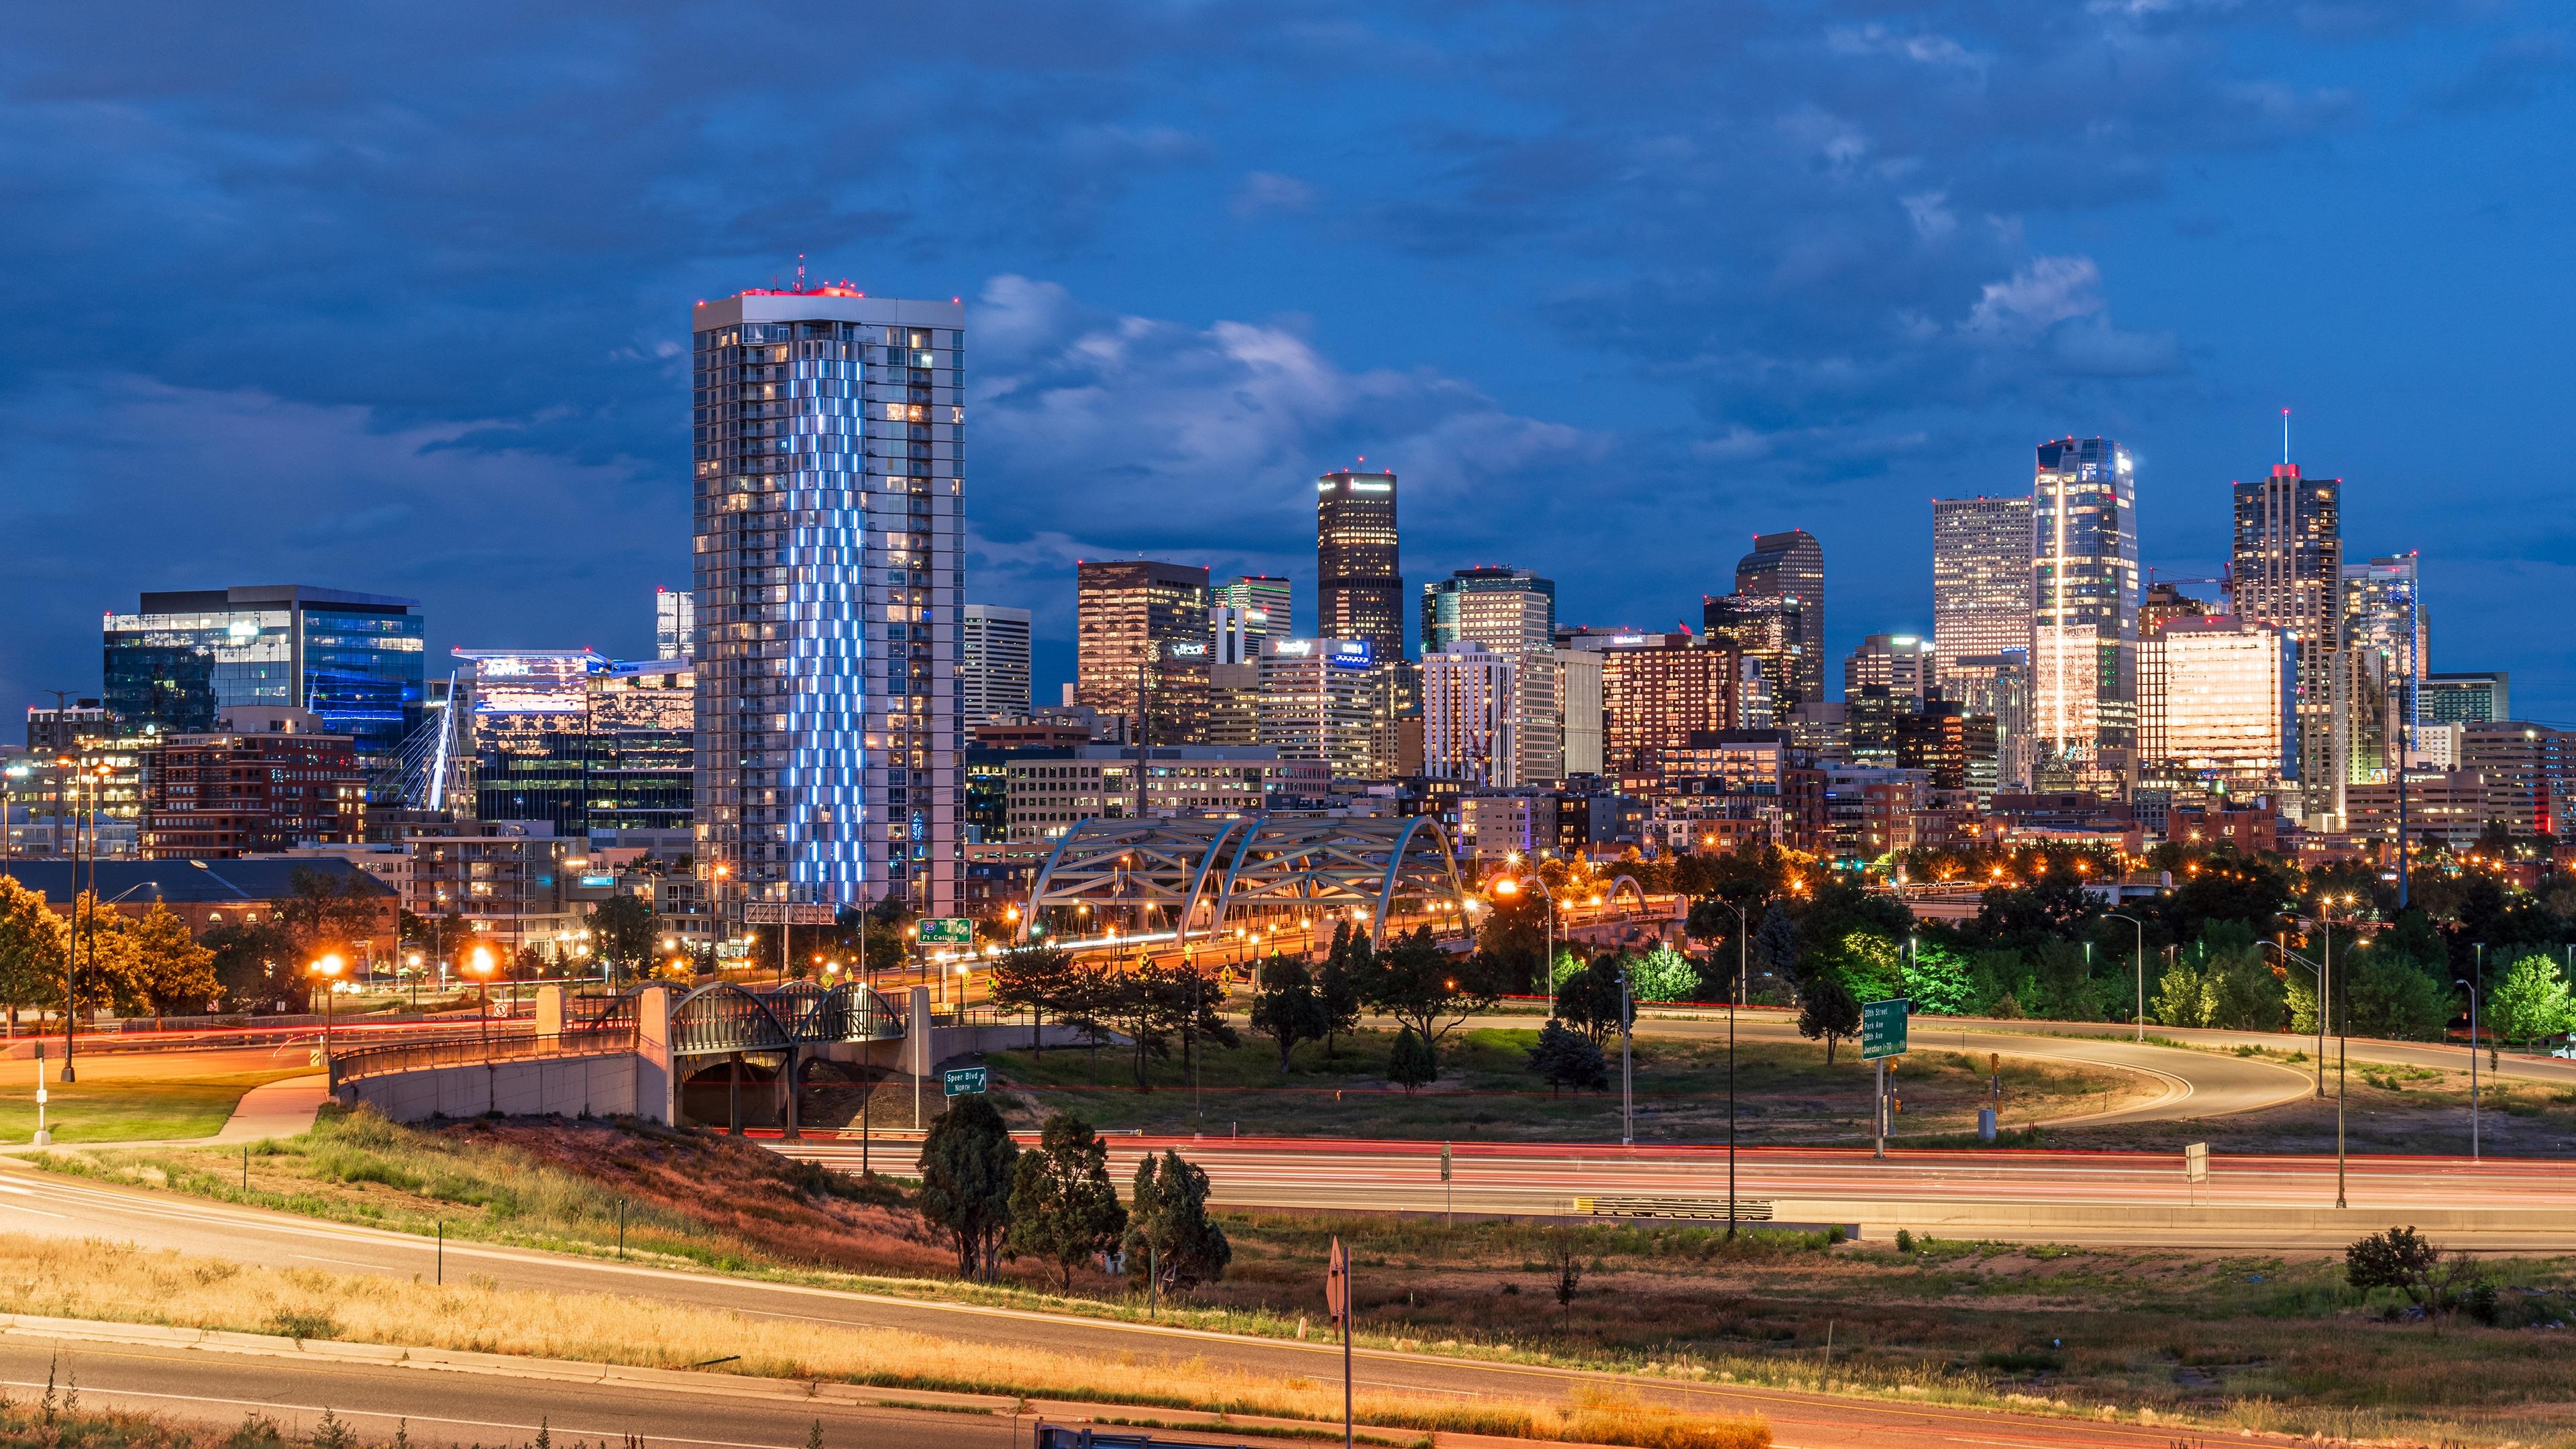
[338,1052,639,1122]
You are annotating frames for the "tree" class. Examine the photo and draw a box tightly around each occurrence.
[989,946,1076,1051]
[62,894,140,1016]
[2346,950,2453,1042]
[2487,954,2575,1043]
[1543,1227,1584,1332]
[1753,904,1802,984]
[1552,958,1630,1047]
[1315,923,1368,1058]
[1525,1018,1607,1095]
[1387,1026,1436,1089]
[276,868,381,971]
[2201,926,2287,1032]
[1004,1112,1127,1293]
[917,1094,1018,1281]
[1797,975,1861,1064]
[1627,945,1696,1003]
[1100,960,1236,1091]
[590,896,656,983]
[1123,1150,1229,1296]
[2347,1226,2481,1326]
[123,904,217,1024]
[1248,955,1330,1073]
[1359,926,1497,1073]
[2153,953,2212,1028]
[203,920,296,1012]
[0,878,66,1034]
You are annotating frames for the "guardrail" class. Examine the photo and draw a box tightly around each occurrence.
[327,1028,635,1089]
[1576,1194,1774,1222]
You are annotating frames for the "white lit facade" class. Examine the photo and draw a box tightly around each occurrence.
[960,604,1033,724]
[1258,638,1392,782]
[1931,496,2033,678]
[2139,617,2292,793]
[2031,437,2139,795]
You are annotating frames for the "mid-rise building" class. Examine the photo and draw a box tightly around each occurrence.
[1318,470,1403,665]
[1723,531,1825,710]
[142,708,364,859]
[1845,634,1935,706]
[1458,791,1558,861]
[1422,641,1560,790]
[2345,768,2486,850]
[2140,581,2213,639]
[655,588,696,660]
[1599,639,1739,780]
[25,702,113,755]
[455,649,696,838]
[960,604,1034,723]
[690,286,965,918]
[1004,745,1320,843]
[586,657,696,834]
[1259,639,1394,782]
[1942,651,2031,791]
[2232,462,2341,820]
[1212,576,1291,666]
[1075,559,1211,743]
[103,585,425,793]
[1931,496,2033,678]
[2139,617,2294,795]
[2424,672,2508,727]
[2461,722,2571,837]
[2031,437,2138,795]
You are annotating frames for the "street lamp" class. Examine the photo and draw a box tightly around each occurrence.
[467,945,497,1057]
[2103,913,2146,1042]
[309,953,345,1064]
[2315,894,2356,1209]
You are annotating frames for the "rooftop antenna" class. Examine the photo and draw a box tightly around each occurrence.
[2282,408,2290,466]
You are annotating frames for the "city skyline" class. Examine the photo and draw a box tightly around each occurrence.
[1,7,2570,729]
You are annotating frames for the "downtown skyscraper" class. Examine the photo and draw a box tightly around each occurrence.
[1931,496,2034,676]
[2231,462,2341,820]
[2031,437,2139,795]
[1317,469,1404,664]
[690,287,963,920]
[1711,529,1824,712]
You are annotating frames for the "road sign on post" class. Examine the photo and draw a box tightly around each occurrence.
[742,903,839,926]
[943,1066,987,1096]
[1861,998,1910,1060]
[918,917,975,945]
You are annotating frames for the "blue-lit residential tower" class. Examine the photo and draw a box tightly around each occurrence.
[102,585,425,790]
[690,287,963,922]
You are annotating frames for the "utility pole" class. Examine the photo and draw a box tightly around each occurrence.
[1619,962,1633,1147]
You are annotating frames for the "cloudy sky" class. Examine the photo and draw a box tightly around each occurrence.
[3,1,2570,717]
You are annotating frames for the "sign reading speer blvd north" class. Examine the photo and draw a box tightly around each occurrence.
[1861,998,1910,1060]
[943,1066,987,1096]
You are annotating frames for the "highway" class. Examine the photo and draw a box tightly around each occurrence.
[0,1162,2352,1448]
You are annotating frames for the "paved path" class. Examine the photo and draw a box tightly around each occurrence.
[209,1073,329,1143]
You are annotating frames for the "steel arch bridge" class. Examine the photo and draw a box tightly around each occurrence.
[1018,814,1469,949]
[572,980,906,1059]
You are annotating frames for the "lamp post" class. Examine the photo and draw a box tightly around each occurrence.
[2315,894,2356,1208]
[1618,957,1633,1147]
[468,945,497,1059]
[1707,898,1750,1238]
[2103,913,2145,1042]
[309,954,345,1065]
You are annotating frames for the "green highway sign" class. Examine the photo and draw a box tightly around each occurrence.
[1861,998,1910,1060]
[943,1066,988,1096]
[918,917,975,945]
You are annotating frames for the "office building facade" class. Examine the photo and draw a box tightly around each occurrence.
[690,287,964,918]
[1723,531,1825,710]
[2139,617,2294,794]
[1216,576,1292,640]
[1258,638,1393,782]
[1554,647,1605,779]
[1421,567,1555,656]
[1317,470,1404,664]
[2462,722,2571,837]
[2424,672,2508,726]
[1599,639,1739,780]
[2031,437,2139,795]
[1931,496,2033,678]
[1845,634,1936,706]
[2337,555,2424,800]
[103,585,425,788]
[142,712,365,859]
[960,604,1034,723]
[1075,559,1211,743]
[2231,462,2341,819]
[1423,641,1560,790]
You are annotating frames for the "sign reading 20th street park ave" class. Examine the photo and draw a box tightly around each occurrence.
[1861,998,1910,1060]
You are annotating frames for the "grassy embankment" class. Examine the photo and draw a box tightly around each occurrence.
[34,1109,2576,1446]
[949,1026,2141,1144]
[0,1051,312,1145]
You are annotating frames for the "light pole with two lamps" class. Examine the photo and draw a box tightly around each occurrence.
[467,945,498,1059]
[1489,866,1554,999]
[1704,896,1751,1237]
[2102,913,2146,1042]
[309,954,345,1065]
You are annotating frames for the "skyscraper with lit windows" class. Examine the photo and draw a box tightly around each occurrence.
[1931,496,2032,679]
[2031,437,2139,795]
[1317,470,1403,663]
[2232,462,2341,820]
[689,286,963,920]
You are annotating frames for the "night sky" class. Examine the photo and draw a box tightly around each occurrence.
[4,3,2570,719]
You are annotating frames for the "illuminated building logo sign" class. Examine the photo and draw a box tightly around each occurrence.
[456,650,604,714]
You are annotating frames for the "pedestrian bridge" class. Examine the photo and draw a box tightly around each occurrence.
[572,979,906,1059]
[1019,813,1469,949]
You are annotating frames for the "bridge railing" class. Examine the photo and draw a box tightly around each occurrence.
[328,1028,637,1090]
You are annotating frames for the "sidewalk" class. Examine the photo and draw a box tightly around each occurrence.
[208,1073,329,1143]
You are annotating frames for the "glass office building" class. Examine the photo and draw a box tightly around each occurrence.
[2031,438,2139,795]
[1317,470,1404,665]
[453,649,695,838]
[103,585,425,785]
[691,286,964,920]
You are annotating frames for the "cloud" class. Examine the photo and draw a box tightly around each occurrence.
[1231,170,1318,218]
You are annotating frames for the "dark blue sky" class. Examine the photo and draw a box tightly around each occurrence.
[4,2,2571,719]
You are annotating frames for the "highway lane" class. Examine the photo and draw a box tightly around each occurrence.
[1945,1016,2576,1087]
[0,1161,2321,1448]
[1490,1012,2318,1128]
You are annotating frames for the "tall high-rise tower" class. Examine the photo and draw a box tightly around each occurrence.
[1931,497,2033,678]
[2031,437,2139,795]
[1317,469,1403,663]
[2338,553,2425,801]
[1727,530,1825,710]
[1075,560,1212,741]
[690,286,964,919]
[959,605,1033,724]
[1421,566,1556,656]
[2231,462,2341,820]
